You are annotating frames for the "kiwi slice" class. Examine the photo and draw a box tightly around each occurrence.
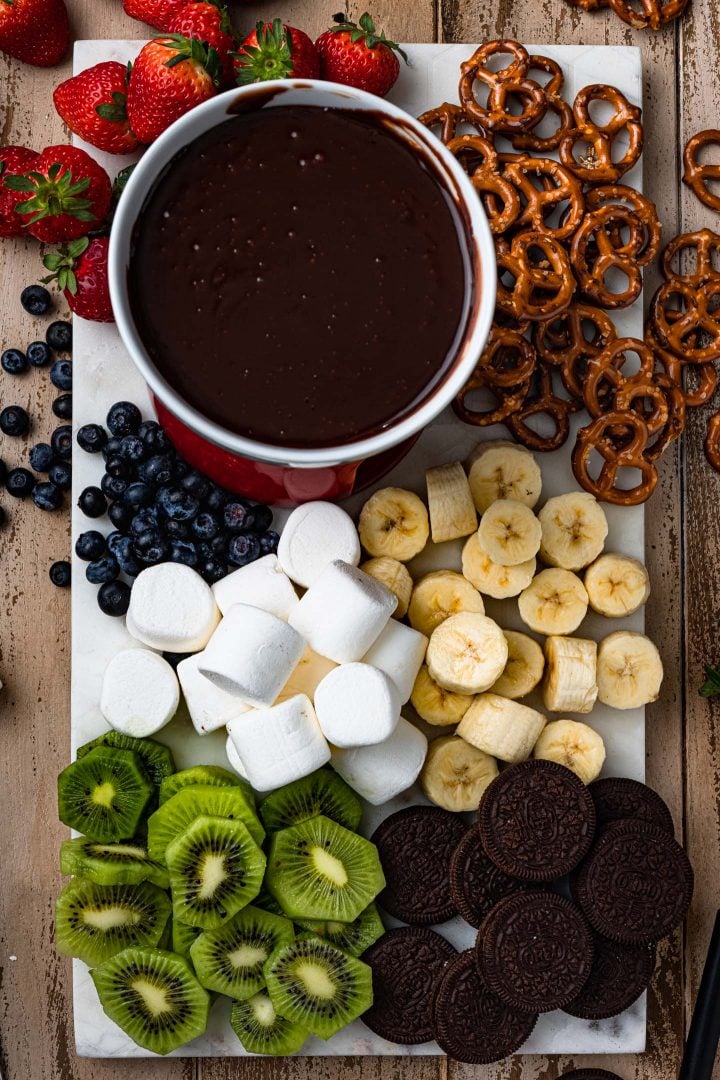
[259,769,362,833]
[230,991,307,1055]
[91,946,210,1055]
[147,785,264,862]
[266,815,386,923]
[295,903,385,957]
[159,765,255,808]
[264,937,373,1040]
[253,885,289,918]
[58,747,154,842]
[77,732,175,789]
[189,904,294,999]
[55,879,171,967]
[60,837,169,889]
[157,917,173,951]
[173,919,203,961]
[166,815,266,929]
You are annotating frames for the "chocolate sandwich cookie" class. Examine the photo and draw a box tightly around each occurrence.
[432,950,537,1064]
[564,933,656,1020]
[575,820,693,945]
[371,806,467,925]
[449,826,527,928]
[478,760,596,881]
[589,776,674,834]
[361,927,457,1044]
[477,891,594,1013]
[560,1072,624,1080]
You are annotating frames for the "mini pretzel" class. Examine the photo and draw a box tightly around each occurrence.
[657,354,719,408]
[511,56,575,153]
[503,155,585,240]
[608,0,690,31]
[496,231,576,322]
[683,131,720,211]
[571,206,645,308]
[583,337,657,423]
[446,135,521,234]
[638,376,686,462]
[418,103,485,144]
[650,280,720,364]
[453,372,531,427]
[534,303,618,404]
[459,39,548,134]
[474,324,537,387]
[584,184,661,267]
[572,412,658,505]
[704,413,720,474]
[560,86,643,184]
[661,228,720,288]
[506,365,574,451]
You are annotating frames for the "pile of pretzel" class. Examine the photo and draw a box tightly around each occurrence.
[420,39,720,506]
[563,0,690,32]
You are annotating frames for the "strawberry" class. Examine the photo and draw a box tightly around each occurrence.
[168,2,237,88]
[233,19,319,85]
[53,61,142,156]
[0,0,69,67]
[122,0,188,32]
[126,34,220,145]
[42,236,114,322]
[0,145,39,237]
[315,12,407,98]
[4,145,112,243]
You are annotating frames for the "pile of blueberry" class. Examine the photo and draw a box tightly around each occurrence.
[76,401,278,617]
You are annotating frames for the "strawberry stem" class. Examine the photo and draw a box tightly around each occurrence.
[233,19,297,85]
[41,237,89,296]
[5,167,94,226]
[328,10,408,63]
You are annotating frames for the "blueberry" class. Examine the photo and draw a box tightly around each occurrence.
[29,442,55,472]
[1,348,28,375]
[156,485,200,522]
[123,481,153,509]
[251,504,273,534]
[119,435,146,463]
[181,471,211,500]
[138,454,174,487]
[102,436,123,461]
[224,501,254,533]
[172,457,190,480]
[46,320,72,352]
[105,455,131,479]
[97,579,131,617]
[196,541,213,560]
[32,481,63,511]
[5,468,35,498]
[0,405,29,437]
[228,533,261,567]
[106,531,124,556]
[86,555,119,584]
[130,508,159,536]
[49,560,71,587]
[259,530,280,555]
[51,425,73,460]
[205,487,228,513]
[52,393,72,420]
[77,424,108,454]
[201,558,227,584]
[169,539,198,567]
[163,650,191,669]
[113,535,141,577]
[192,511,220,541]
[164,519,190,540]
[78,486,107,518]
[210,534,228,557]
[21,284,52,316]
[137,420,170,453]
[134,528,169,564]
[75,530,107,561]
[101,474,128,500]
[108,501,133,530]
[26,341,52,368]
[48,460,72,491]
[50,359,73,391]
[106,401,141,437]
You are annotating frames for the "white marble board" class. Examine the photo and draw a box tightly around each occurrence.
[70,40,647,1059]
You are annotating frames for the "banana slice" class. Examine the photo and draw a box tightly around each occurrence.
[410,664,474,727]
[542,636,598,714]
[533,719,606,784]
[408,569,485,638]
[538,492,609,571]
[597,631,664,709]
[360,557,414,619]
[490,630,545,700]
[420,734,499,812]
[477,499,542,566]
[358,487,429,561]
[462,532,536,599]
[467,441,542,513]
[457,693,547,764]
[584,553,651,618]
[426,612,508,695]
[425,462,478,543]
[518,568,589,635]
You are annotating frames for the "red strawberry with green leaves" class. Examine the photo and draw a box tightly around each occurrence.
[42,235,114,322]
[315,12,407,98]
[168,2,237,88]
[122,0,188,32]
[53,61,142,156]
[0,0,69,67]
[126,34,220,144]
[4,144,112,242]
[233,19,319,85]
[0,145,39,237]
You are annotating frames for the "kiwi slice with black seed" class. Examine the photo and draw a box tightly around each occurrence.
[58,747,154,842]
[295,903,385,957]
[77,732,175,789]
[264,937,373,1040]
[60,837,169,889]
[230,991,308,1055]
[55,879,171,967]
[166,815,266,929]
[190,904,294,999]
[159,765,255,808]
[173,919,203,961]
[91,946,210,1055]
[147,785,264,862]
[266,815,386,923]
[259,769,362,833]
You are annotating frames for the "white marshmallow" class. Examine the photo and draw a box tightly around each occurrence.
[127,564,220,653]
[314,663,401,748]
[288,561,397,663]
[278,502,361,589]
[198,604,306,707]
[276,646,337,704]
[330,717,428,805]
[362,621,428,704]
[177,654,253,735]
[101,648,180,737]
[212,554,298,620]
[225,734,251,783]
[227,694,330,791]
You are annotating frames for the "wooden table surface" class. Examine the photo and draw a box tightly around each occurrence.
[1,0,718,1076]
